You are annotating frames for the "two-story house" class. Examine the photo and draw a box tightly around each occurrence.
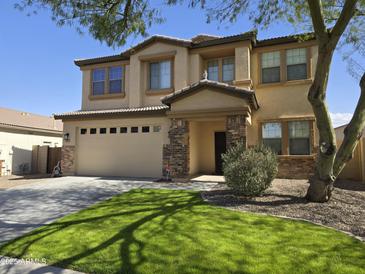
[55,31,319,179]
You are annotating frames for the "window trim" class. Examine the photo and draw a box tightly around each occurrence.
[288,120,311,155]
[89,64,126,100]
[257,46,312,86]
[146,57,174,95]
[205,56,235,83]
[261,122,283,155]
[259,118,315,157]
[91,68,106,96]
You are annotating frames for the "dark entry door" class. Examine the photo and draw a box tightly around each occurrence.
[214,132,226,175]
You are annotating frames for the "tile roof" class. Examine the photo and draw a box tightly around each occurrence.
[74,31,257,66]
[0,107,63,132]
[256,32,315,47]
[54,105,169,120]
[161,79,259,110]
[74,31,316,66]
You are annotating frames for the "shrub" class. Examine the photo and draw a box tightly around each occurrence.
[222,143,278,196]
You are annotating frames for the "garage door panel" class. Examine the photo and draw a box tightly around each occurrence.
[76,130,163,178]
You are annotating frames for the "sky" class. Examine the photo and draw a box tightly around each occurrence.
[0,1,361,127]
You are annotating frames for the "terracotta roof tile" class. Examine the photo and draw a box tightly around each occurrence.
[161,79,259,110]
[54,105,169,120]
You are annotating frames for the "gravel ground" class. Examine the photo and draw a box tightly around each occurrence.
[202,179,365,241]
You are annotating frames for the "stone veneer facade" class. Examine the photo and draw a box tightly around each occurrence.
[226,115,247,149]
[163,119,190,177]
[277,156,316,179]
[61,146,76,175]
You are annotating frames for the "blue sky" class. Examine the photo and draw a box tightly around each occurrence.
[0,1,359,126]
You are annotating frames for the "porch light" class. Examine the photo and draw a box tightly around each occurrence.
[63,133,70,141]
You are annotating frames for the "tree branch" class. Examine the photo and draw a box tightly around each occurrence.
[330,0,358,46]
[307,0,328,41]
[334,72,365,177]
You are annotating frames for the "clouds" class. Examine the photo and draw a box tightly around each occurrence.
[330,113,353,128]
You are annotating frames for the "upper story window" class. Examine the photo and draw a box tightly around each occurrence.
[92,68,106,95]
[149,60,172,90]
[207,60,219,81]
[222,57,235,82]
[109,66,123,93]
[286,48,307,81]
[92,66,124,96]
[260,48,309,84]
[289,121,310,155]
[207,57,235,82]
[262,122,282,155]
[261,51,280,84]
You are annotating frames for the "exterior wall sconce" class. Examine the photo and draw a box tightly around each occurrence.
[63,133,70,141]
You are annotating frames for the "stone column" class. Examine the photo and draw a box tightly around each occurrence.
[163,119,189,177]
[61,146,76,175]
[226,115,247,149]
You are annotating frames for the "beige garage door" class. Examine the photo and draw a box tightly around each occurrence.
[76,126,163,178]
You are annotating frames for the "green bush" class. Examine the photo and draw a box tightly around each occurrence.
[222,143,278,196]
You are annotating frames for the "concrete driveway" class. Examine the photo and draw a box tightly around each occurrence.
[0,176,219,244]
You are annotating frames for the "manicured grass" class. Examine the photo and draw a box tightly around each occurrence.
[0,189,364,274]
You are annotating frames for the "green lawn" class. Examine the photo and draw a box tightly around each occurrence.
[1,189,364,274]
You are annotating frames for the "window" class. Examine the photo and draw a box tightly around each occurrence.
[149,60,172,90]
[207,60,219,81]
[222,57,234,82]
[100,128,107,134]
[120,127,127,133]
[289,121,310,155]
[80,128,87,135]
[109,66,123,93]
[92,68,105,95]
[142,126,150,133]
[262,122,282,154]
[131,127,138,133]
[110,128,117,134]
[286,48,307,81]
[153,125,161,133]
[90,128,97,134]
[261,51,281,83]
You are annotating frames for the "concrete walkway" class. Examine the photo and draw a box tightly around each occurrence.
[0,176,219,273]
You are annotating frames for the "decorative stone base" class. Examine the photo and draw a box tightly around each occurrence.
[163,119,189,177]
[61,146,76,175]
[226,115,247,149]
[277,156,315,179]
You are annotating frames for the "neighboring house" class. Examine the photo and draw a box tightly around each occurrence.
[335,124,365,182]
[55,31,319,179]
[0,107,63,175]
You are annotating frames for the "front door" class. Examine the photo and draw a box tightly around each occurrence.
[214,132,226,175]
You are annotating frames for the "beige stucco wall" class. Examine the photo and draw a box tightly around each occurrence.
[63,116,170,177]
[170,88,250,113]
[235,46,251,84]
[189,120,225,175]
[247,44,319,148]
[128,42,189,108]
[0,128,62,175]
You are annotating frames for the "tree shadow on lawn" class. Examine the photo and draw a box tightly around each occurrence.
[0,189,364,274]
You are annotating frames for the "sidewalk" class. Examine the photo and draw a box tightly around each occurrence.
[0,256,83,274]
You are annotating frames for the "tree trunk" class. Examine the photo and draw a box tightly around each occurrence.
[305,0,360,202]
[306,45,337,202]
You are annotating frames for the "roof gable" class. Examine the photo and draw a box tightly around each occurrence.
[161,80,259,110]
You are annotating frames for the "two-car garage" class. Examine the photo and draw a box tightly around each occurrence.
[62,115,169,178]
